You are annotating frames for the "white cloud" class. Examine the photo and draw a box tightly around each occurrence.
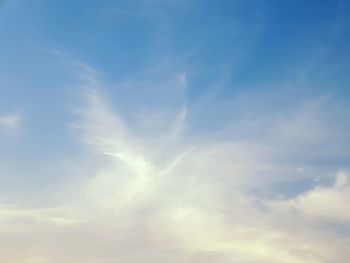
[0,112,21,135]
[267,170,350,222]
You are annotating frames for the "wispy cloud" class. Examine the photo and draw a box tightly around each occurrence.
[0,112,21,135]
[70,60,350,262]
[0,56,349,263]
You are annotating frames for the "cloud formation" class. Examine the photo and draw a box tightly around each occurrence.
[0,112,21,135]
[0,59,349,263]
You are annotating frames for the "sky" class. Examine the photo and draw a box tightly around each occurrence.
[0,0,350,262]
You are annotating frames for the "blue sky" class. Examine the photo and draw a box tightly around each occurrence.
[1,0,350,262]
